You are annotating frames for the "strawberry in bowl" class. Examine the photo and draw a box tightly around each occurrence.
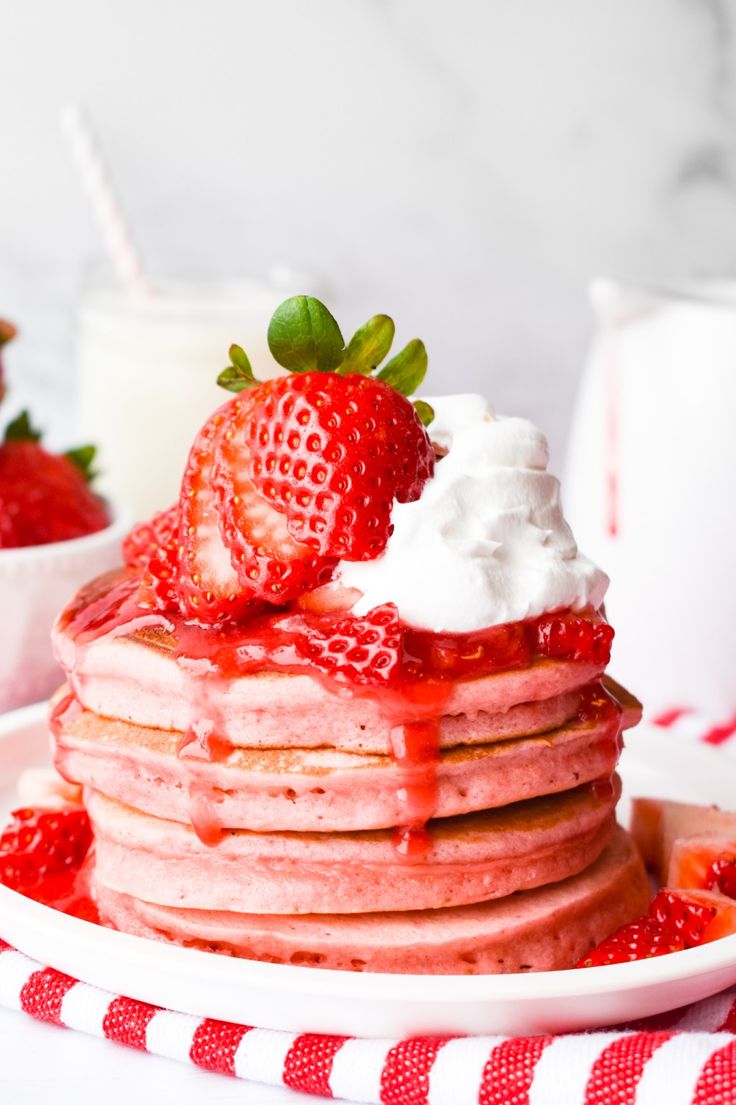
[0,320,128,711]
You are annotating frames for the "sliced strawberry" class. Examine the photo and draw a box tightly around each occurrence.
[213,393,336,603]
[577,889,722,967]
[178,401,256,623]
[122,504,179,570]
[650,889,718,946]
[577,918,676,967]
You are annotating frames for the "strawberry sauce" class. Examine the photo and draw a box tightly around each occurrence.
[57,571,617,859]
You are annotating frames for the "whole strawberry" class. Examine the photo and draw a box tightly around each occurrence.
[0,807,93,893]
[0,413,109,548]
[170,297,435,619]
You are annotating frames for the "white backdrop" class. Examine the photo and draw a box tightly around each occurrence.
[2,0,736,460]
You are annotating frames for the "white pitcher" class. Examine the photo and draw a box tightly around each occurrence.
[564,279,736,717]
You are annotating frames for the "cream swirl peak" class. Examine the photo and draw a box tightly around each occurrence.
[338,394,608,633]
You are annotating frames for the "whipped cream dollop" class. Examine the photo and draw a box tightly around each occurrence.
[337,394,608,632]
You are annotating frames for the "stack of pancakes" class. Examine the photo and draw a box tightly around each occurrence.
[51,580,649,974]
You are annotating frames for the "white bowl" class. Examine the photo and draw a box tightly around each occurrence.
[0,504,130,712]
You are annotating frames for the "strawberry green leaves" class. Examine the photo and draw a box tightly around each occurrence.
[412,400,435,428]
[217,344,258,394]
[4,409,41,443]
[65,445,98,482]
[377,338,428,397]
[268,296,345,374]
[219,295,434,425]
[339,314,395,376]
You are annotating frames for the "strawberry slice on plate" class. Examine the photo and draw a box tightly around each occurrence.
[577,888,736,967]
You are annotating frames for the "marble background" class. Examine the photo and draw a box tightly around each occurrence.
[2,0,736,462]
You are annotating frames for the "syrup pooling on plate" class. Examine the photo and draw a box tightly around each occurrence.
[56,569,616,855]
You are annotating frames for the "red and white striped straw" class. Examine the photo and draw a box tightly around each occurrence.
[61,103,154,301]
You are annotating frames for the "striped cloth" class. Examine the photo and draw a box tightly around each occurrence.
[1,939,735,1104]
[2,706,736,1104]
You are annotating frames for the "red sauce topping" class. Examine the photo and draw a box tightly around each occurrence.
[58,571,617,858]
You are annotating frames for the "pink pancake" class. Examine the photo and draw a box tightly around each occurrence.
[53,620,608,753]
[88,779,619,914]
[95,826,648,974]
[55,704,621,831]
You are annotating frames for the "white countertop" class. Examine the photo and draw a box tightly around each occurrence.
[0,1007,355,1105]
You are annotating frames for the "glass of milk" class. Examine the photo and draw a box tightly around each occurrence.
[75,268,321,519]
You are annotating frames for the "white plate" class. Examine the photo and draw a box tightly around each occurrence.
[1,702,736,1038]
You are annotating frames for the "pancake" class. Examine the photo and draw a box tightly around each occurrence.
[53,615,609,752]
[95,826,648,974]
[88,778,619,914]
[55,700,622,831]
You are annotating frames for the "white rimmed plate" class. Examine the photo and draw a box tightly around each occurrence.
[1,702,736,1038]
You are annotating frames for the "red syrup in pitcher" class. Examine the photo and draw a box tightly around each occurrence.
[58,570,616,858]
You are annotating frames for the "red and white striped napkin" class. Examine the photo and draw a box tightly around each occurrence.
[1,938,735,1104]
[2,705,736,1105]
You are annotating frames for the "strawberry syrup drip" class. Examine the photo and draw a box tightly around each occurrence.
[59,572,616,858]
[577,681,623,804]
[174,650,234,846]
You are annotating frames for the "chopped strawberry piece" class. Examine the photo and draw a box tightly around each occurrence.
[577,889,723,967]
[178,402,255,624]
[236,372,434,562]
[213,392,337,603]
[706,857,736,899]
[122,504,179,570]
[403,620,531,680]
[535,612,614,665]
[0,807,93,894]
[295,603,404,687]
[649,889,718,946]
[0,441,109,548]
[122,505,182,613]
[577,918,676,967]
[631,797,736,882]
[138,532,181,613]
[667,835,736,892]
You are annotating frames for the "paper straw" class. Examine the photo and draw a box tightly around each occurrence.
[61,104,154,300]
